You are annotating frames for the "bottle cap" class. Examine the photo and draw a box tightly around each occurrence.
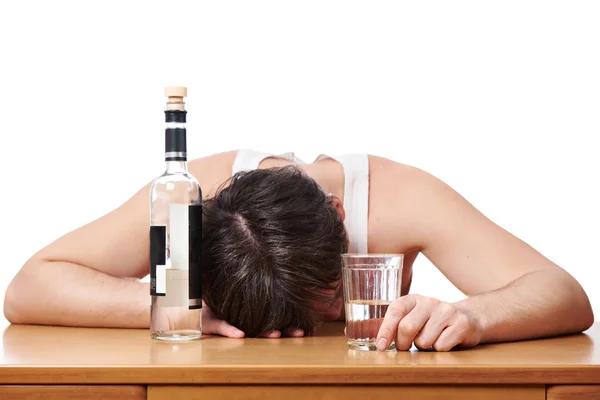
[165,86,187,111]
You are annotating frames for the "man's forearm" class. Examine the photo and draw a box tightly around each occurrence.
[4,260,150,328]
[453,268,594,343]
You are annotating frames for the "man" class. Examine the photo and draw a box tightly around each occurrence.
[4,149,594,352]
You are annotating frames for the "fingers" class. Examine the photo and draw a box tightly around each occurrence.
[376,295,418,351]
[393,298,437,351]
[262,328,305,338]
[201,304,245,338]
[284,328,305,337]
[413,302,456,350]
[206,319,245,338]
[432,324,463,351]
[261,330,282,338]
[433,312,479,351]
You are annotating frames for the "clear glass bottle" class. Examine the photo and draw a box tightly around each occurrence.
[149,86,202,341]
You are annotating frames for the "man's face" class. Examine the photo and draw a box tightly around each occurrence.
[306,193,347,321]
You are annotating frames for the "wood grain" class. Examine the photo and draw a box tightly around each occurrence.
[0,322,598,385]
[547,385,600,400]
[0,385,145,400]
[148,385,545,400]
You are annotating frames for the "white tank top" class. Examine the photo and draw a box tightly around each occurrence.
[231,149,369,253]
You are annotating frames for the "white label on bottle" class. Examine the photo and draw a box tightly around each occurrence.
[158,268,189,307]
[156,264,167,295]
[169,203,189,271]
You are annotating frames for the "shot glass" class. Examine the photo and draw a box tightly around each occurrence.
[342,254,403,351]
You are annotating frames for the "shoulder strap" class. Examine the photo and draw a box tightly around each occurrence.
[316,153,369,253]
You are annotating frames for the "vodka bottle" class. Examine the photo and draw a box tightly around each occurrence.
[149,86,202,341]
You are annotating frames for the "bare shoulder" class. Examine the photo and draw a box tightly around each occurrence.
[366,155,462,252]
[368,154,459,205]
[368,155,440,185]
[188,150,239,198]
[368,154,447,206]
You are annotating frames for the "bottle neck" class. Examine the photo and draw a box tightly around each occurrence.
[164,111,188,173]
[165,159,187,173]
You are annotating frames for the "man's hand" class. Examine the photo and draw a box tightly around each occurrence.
[185,302,305,339]
[200,301,246,338]
[376,294,484,351]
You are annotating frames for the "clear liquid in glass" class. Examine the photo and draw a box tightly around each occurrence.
[345,300,393,351]
[342,254,403,351]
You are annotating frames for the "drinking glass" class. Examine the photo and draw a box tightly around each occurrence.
[342,254,403,351]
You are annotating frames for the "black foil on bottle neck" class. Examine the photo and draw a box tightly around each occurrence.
[165,110,187,123]
[166,128,187,153]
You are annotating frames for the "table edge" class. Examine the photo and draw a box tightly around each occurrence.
[1,365,599,385]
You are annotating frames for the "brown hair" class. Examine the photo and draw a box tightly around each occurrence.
[200,165,348,337]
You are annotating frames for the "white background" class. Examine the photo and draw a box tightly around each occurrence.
[0,1,598,329]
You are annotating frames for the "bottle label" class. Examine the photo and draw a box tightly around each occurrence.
[150,203,202,310]
[150,225,166,297]
[187,203,203,309]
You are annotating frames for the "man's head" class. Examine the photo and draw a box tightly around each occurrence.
[201,165,348,337]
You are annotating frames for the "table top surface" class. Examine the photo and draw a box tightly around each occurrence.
[0,322,599,385]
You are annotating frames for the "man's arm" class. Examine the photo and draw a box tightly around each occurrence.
[453,267,591,343]
[375,162,593,350]
[4,259,151,328]
[3,151,239,329]
[414,167,593,341]
[4,170,155,327]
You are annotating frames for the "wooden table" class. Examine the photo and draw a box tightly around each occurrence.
[0,322,599,400]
